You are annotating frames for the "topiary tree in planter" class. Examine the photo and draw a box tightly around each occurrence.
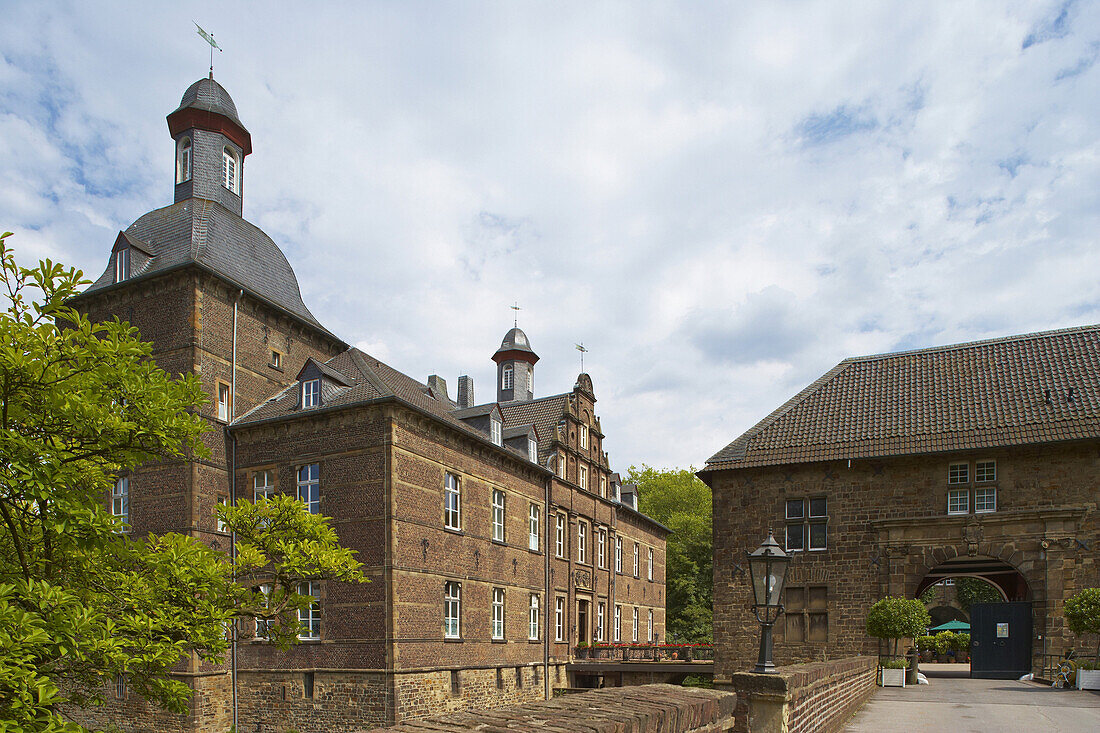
[1064,588,1100,658]
[866,597,932,658]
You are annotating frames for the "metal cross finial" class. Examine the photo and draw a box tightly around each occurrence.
[194,22,223,78]
[575,343,588,372]
[510,302,521,327]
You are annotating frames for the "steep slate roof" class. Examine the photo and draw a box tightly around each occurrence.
[704,324,1100,470]
[172,77,248,131]
[500,393,569,465]
[79,199,338,341]
[235,348,540,466]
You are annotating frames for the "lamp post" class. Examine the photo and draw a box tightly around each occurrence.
[746,530,792,674]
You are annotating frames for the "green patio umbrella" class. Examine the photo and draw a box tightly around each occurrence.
[929,620,970,632]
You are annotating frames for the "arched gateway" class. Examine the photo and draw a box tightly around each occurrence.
[701,326,1100,685]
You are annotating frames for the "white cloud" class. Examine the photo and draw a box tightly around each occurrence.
[2,0,1100,470]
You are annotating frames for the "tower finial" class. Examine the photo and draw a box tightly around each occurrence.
[510,302,521,327]
[194,22,223,78]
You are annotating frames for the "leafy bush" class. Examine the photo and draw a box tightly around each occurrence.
[866,597,932,656]
[1065,588,1100,657]
[934,631,956,655]
[916,635,936,652]
[881,658,909,669]
[954,633,971,651]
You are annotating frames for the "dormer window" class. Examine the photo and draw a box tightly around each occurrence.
[301,378,320,408]
[528,437,537,463]
[177,138,192,183]
[223,147,239,194]
[491,418,502,446]
[114,247,130,283]
[502,365,514,390]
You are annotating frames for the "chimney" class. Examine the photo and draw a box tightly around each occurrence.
[457,375,474,409]
[427,375,450,403]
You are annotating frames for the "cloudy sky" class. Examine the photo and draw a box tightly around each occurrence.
[2,1,1099,471]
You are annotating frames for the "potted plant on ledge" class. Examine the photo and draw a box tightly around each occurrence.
[1065,588,1100,690]
[866,597,931,687]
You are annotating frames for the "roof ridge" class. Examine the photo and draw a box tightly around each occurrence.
[346,349,396,399]
[843,323,1100,364]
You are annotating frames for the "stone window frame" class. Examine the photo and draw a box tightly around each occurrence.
[614,604,622,642]
[632,607,639,642]
[555,596,565,641]
[217,381,232,422]
[443,581,461,639]
[444,473,461,531]
[555,513,566,558]
[782,585,828,644]
[784,497,827,552]
[948,488,970,515]
[491,489,506,543]
[491,587,505,641]
[948,462,969,484]
[297,581,321,641]
[647,609,653,642]
[578,464,588,490]
[975,460,996,483]
[253,469,275,502]
[633,542,640,578]
[579,423,588,450]
[596,601,605,642]
[597,528,607,569]
[615,536,623,573]
[647,547,654,581]
[528,593,540,640]
[528,504,540,551]
[297,464,320,514]
[578,521,588,564]
[269,349,283,370]
[599,475,607,498]
[974,486,997,513]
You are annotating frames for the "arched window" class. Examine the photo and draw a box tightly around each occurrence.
[502,364,514,390]
[223,147,238,193]
[177,138,192,183]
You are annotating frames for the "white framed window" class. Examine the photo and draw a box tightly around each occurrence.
[632,607,639,642]
[948,463,969,484]
[557,453,566,478]
[301,378,320,408]
[502,364,514,390]
[579,424,588,449]
[297,464,319,514]
[555,514,565,557]
[597,602,605,642]
[578,465,588,490]
[529,594,540,640]
[492,490,505,542]
[600,475,607,497]
[298,581,321,640]
[975,487,997,513]
[647,610,653,642]
[615,536,623,573]
[578,522,587,564]
[528,504,540,551]
[555,597,565,641]
[270,350,282,369]
[633,542,639,578]
[948,488,969,515]
[444,581,461,639]
[253,470,274,502]
[216,495,229,533]
[527,437,537,463]
[112,477,129,528]
[256,583,272,639]
[598,529,606,568]
[491,588,505,640]
[614,605,621,642]
[444,473,461,530]
[647,547,654,581]
[976,460,996,483]
[217,382,231,421]
[177,137,192,183]
[490,418,502,446]
[223,146,239,193]
[114,247,130,283]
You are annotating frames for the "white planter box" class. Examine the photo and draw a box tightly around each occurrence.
[880,668,906,687]
[1077,669,1100,690]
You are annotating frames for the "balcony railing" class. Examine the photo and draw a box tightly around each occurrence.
[573,643,714,662]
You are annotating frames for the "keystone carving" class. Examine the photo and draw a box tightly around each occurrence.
[574,569,592,590]
[963,518,984,555]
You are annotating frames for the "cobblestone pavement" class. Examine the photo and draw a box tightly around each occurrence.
[844,664,1100,732]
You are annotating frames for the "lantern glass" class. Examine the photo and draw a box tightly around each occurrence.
[747,531,791,609]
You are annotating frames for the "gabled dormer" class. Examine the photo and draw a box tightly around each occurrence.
[110,232,154,284]
[452,403,505,446]
[503,425,539,463]
[296,358,354,410]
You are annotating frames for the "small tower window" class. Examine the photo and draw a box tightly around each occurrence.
[502,364,514,390]
[223,147,239,194]
[177,138,192,183]
[114,247,130,283]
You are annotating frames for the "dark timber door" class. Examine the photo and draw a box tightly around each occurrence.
[577,600,590,646]
[970,602,1032,679]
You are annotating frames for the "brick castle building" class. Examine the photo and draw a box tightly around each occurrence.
[700,326,1100,681]
[68,75,667,732]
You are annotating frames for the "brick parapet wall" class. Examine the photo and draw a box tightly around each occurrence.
[729,656,876,733]
[368,683,735,732]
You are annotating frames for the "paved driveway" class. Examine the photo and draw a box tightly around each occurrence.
[845,665,1100,732]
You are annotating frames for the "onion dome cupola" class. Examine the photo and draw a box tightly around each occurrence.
[166,76,252,216]
[493,327,539,403]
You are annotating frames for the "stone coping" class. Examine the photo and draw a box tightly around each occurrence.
[730,657,877,698]
[367,683,736,732]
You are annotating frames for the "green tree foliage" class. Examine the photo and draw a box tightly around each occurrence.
[954,577,1001,611]
[0,235,365,732]
[629,465,712,642]
[1064,587,1100,657]
[865,597,931,656]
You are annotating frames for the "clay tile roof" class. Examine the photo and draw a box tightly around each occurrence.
[500,394,569,465]
[704,324,1100,470]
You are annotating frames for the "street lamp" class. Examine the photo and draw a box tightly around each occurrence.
[746,530,792,674]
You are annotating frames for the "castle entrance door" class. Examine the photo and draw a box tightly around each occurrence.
[576,599,590,646]
[970,602,1033,679]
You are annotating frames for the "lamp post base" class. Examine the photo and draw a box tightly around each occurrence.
[754,623,777,674]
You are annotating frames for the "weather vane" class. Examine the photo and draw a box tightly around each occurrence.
[510,302,521,327]
[194,22,223,79]
[575,343,588,372]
